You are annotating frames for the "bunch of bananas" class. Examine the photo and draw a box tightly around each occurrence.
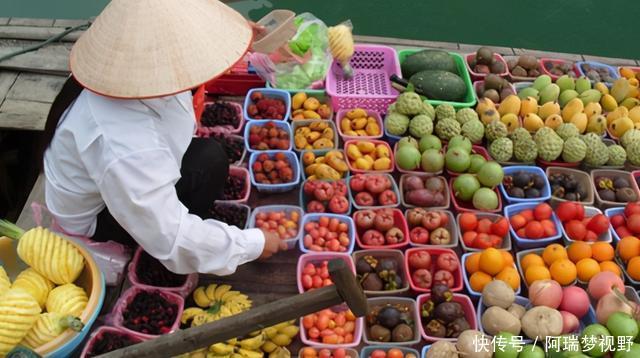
[181,284,252,327]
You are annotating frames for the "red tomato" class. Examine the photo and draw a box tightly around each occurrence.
[355,192,375,207]
[617,226,633,238]
[307,200,326,213]
[312,275,323,288]
[349,174,366,192]
[517,228,526,237]
[490,217,509,237]
[459,213,478,232]
[625,202,640,218]
[410,227,430,244]
[610,214,626,229]
[333,348,347,358]
[302,315,316,329]
[411,269,432,289]
[477,218,493,234]
[520,209,535,223]
[331,180,348,197]
[387,348,404,358]
[534,203,553,221]
[556,201,577,222]
[462,231,478,247]
[370,350,387,358]
[302,274,313,289]
[564,220,587,241]
[627,214,640,234]
[318,349,331,358]
[436,252,459,272]
[365,175,387,194]
[433,269,455,288]
[587,214,610,235]
[489,234,503,247]
[510,214,527,230]
[422,211,442,230]
[362,230,385,246]
[524,221,544,239]
[540,219,557,237]
[472,233,493,249]
[408,251,432,269]
[584,230,598,242]
[328,196,349,214]
[575,203,585,221]
[378,190,398,206]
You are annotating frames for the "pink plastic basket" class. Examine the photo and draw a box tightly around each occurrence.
[540,58,580,80]
[127,247,198,298]
[219,166,251,204]
[404,247,463,293]
[299,304,363,348]
[335,109,384,141]
[326,44,401,113]
[80,326,146,358]
[198,101,245,134]
[296,252,355,293]
[353,208,410,250]
[465,53,509,81]
[416,293,477,342]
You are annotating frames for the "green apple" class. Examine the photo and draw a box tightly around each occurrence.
[494,332,519,358]
[614,343,640,358]
[581,324,611,357]
[518,344,545,358]
[607,312,639,340]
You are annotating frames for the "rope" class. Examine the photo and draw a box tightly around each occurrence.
[0,22,91,63]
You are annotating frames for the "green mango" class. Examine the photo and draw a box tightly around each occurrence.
[578,89,603,106]
[533,74,553,91]
[540,83,561,104]
[518,87,540,101]
[576,76,592,94]
[557,75,576,92]
[559,89,580,107]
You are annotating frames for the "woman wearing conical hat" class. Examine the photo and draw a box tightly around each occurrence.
[42,0,286,275]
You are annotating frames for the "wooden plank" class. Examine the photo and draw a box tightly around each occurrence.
[0,99,50,130]
[459,43,515,56]
[0,25,84,42]
[0,72,19,102]
[53,19,89,28]
[8,18,55,27]
[354,35,459,50]
[512,48,584,61]
[6,73,66,103]
[0,18,9,26]
[16,173,45,229]
[0,44,70,74]
[582,54,638,66]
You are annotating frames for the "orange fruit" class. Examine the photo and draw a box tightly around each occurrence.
[495,267,521,291]
[521,253,545,272]
[465,253,481,274]
[501,251,515,268]
[618,236,640,263]
[591,242,615,262]
[469,271,493,292]
[576,258,601,282]
[599,261,622,277]
[480,248,504,276]
[543,244,568,266]
[550,259,577,285]
[627,257,640,281]
[567,241,592,263]
[525,265,551,286]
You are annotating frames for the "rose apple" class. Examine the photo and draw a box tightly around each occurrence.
[433,270,454,288]
[378,190,397,206]
[406,208,427,227]
[421,211,442,231]
[331,180,348,197]
[373,211,394,232]
[436,253,458,272]
[385,227,405,245]
[362,230,385,246]
[306,200,325,213]
[328,196,349,214]
[410,227,429,244]
[408,251,432,269]
[355,210,376,230]
[411,269,432,289]
[349,174,366,192]
[365,175,387,194]
[355,192,375,207]
[314,182,334,201]
[429,227,451,245]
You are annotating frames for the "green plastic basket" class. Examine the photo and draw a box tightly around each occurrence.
[397,49,476,109]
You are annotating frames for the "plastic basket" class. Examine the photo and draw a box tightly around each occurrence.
[249,151,301,193]
[198,101,244,134]
[589,286,640,309]
[344,140,394,174]
[363,297,421,346]
[266,81,326,97]
[127,247,198,298]
[326,44,401,113]
[203,133,246,166]
[416,293,478,342]
[248,205,303,250]
[243,88,292,121]
[503,55,543,82]
[244,120,293,153]
[291,120,339,152]
[398,50,476,109]
[515,247,577,288]
[465,53,510,80]
[576,61,620,83]
[405,209,458,249]
[361,346,420,358]
[461,252,521,297]
[505,202,563,249]
[604,207,625,243]
[473,80,517,105]
[540,58,580,80]
[561,206,612,244]
[546,166,595,207]
[591,169,640,209]
[399,174,450,210]
[353,208,410,250]
[394,143,444,176]
[404,247,464,293]
[80,326,146,358]
[252,10,296,54]
[297,347,359,358]
[617,255,638,287]
[499,166,551,204]
[351,249,410,296]
[449,177,503,214]
[299,149,350,181]
[296,252,355,293]
[299,213,356,254]
[335,108,384,141]
[287,91,334,120]
[347,173,400,210]
[444,145,492,177]
[299,178,352,215]
[299,304,363,348]
[210,201,251,229]
[457,212,512,252]
[219,166,251,203]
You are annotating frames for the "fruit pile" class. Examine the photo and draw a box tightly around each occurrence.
[581,63,617,83]
[253,209,300,241]
[121,290,178,335]
[339,108,382,137]
[299,348,350,358]
[302,308,358,345]
[85,330,141,357]
[508,202,558,240]
[556,201,609,242]
[402,175,447,207]
[566,241,621,282]
[616,234,640,281]
[594,174,638,203]
[349,174,398,208]
[302,150,348,180]
[303,180,350,214]
[365,348,417,358]
[475,74,515,103]
[356,255,404,292]
[405,209,452,246]
[291,92,332,120]
[467,47,506,75]
[543,60,576,77]
[302,216,351,252]
[300,260,333,291]
[451,162,503,211]
[246,91,287,120]
[294,121,336,150]
[459,212,509,249]
[548,171,590,201]
[520,243,586,286]
[354,209,406,247]
[406,249,459,290]
[200,101,241,128]
[366,303,415,343]
[502,170,547,199]
[394,136,443,174]
[251,152,296,185]
[506,54,541,78]
[420,284,471,338]
[345,141,392,171]
[135,251,188,288]
[383,92,436,139]
[183,284,252,327]
[247,121,291,151]
[209,202,248,229]
[610,202,640,239]
[464,248,520,292]
[223,171,249,200]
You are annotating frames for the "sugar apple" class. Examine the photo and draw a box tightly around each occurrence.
[395,92,424,116]
[417,101,436,120]
[485,120,509,142]
[434,118,461,141]
[535,128,563,161]
[489,137,513,162]
[461,120,485,144]
[384,112,410,136]
[584,138,609,167]
[456,108,479,126]
[514,138,538,162]
[627,141,640,166]
[562,137,587,163]
[435,104,456,121]
[555,123,580,141]
[409,115,433,138]
[580,132,603,148]
[607,144,627,166]
[509,127,532,143]
[621,129,640,149]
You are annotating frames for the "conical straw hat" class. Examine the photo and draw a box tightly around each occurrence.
[70,0,252,99]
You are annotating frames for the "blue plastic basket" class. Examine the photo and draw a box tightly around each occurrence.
[384,126,403,146]
[248,150,300,193]
[504,202,563,249]
[461,252,521,297]
[604,207,625,243]
[243,88,292,121]
[299,213,356,254]
[299,149,350,181]
[457,212,512,253]
[361,346,420,358]
[298,178,352,215]
[499,166,551,204]
[576,61,620,82]
[244,120,293,153]
[421,345,431,358]
[515,247,577,288]
[347,173,401,210]
[561,206,612,245]
[248,205,303,250]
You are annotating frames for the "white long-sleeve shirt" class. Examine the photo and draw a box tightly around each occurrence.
[43,89,264,275]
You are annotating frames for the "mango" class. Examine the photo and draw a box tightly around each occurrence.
[498,95,521,116]
[519,96,538,117]
[303,97,320,111]
[606,106,629,125]
[575,76,591,94]
[316,104,332,119]
[326,155,348,173]
[351,117,367,130]
[314,157,325,164]
[291,92,307,110]
[373,158,392,171]
[313,138,334,149]
[629,78,639,88]
[363,155,375,164]
[341,118,352,133]
[561,98,584,122]
[518,87,540,101]
[294,134,308,149]
[309,121,328,131]
[500,113,520,132]
[620,67,636,79]
[365,122,381,136]
[620,98,640,110]
[376,144,390,159]
[344,130,358,136]
[296,127,310,136]
[583,102,602,118]
[610,117,634,137]
[346,144,363,160]
[587,114,607,135]
[539,84,560,104]
[594,82,609,95]
[321,127,334,140]
[611,78,630,104]
[556,75,576,92]
[302,151,315,166]
[532,75,552,91]
[480,109,500,125]
[305,131,321,142]
[601,94,618,112]
[579,89,602,106]
[356,130,368,136]
[366,116,378,125]
[629,106,640,123]
[354,157,372,170]
[356,141,376,154]
[475,98,496,116]
[538,101,561,120]
[558,90,579,108]
[346,108,367,119]
[315,164,341,180]
[303,110,321,120]
[570,112,588,133]
[523,113,544,132]
[305,163,319,176]
[544,114,563,130]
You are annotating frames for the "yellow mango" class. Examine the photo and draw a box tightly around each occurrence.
[629,106,640,123]
[523,113,544,132]
[544,114,563,130]
[351,117,367,130]
[354,158,372,170]
[302,151,315,166]
[620,67,636,79]
[322,127,335,140]
[303,97,321,111]
[606,106,629,125]
[519,96,538,117]
[340,118,352,133]
[538,102,561,120]
[366,122,381,136]
[583,102,602,118]
[570,112,588,133]
[480,109,500,125]
[345,130,359,136]
[312,138,334,149]
[305,144,313,150]
[291,93,307,110]
[295,126,310,136]
[303,110,321,120]
[307,175,317,181]
[367,116,378,125]
[326,156,349,173]
[611,78,630,104]
[498,95,521,116]
[314,157,326,164]
[346,108,367,119]
[304,163,319,176]
[356,141,376,154]
[356,130,368,136]
[363,155,375,165]
[305,131,321,143]
[561,98,584,122]
[309,121,328,131]
[501,113,520,132]
[610,117,634,137]
[315,164,341,180]
[294,134,308,149]
[373,158,392,170]
[376,144,390,159]
[601,94,618,112]
[292,109,305,117]
[346,144,363,160]
[595,82,609,95]
[620,98,640,110]
[475,98,496,116]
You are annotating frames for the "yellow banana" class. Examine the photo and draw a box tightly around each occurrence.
[263,326,278,339]
[220,290,239,302]
[193,287,212,308]
[269,347,291,358]
[209,343,235,355]
[191,313,210,327]
[181,307,205,324]
[214,285,232,301]
[205,284,218,301]
[239,333,266,350]
[237,348,264,358]
[261,341,278,354]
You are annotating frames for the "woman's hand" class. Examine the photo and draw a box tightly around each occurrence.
[249,21,266,37]
[259,229,287,259]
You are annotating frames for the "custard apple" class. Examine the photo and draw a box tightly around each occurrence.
[555,123,580,141]
[417,101,436,120]
[409,115,433,138]
[535,129,563,161]
[456,108,479,126]
[533,127,556,143]
[584,139,609,167]
[514,138,538,162]
[435,104,456,121]
[607,144,627,166]
[395,92,424,116]
[562,137,587,163]
[485,120,509,142]
[509,127,532,143]
[621,129,640,149]
[580,133,603,148]
[434,118,461,141]
[384,112,410,136]
[627,141,640,166]
[461,120,485,144]
[489,137,513,162]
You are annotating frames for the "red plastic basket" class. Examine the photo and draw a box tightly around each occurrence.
[326,44,401,113]
[353,208,410,250]
[539,58,580,80]
[404,247,463,293]
[449,177,503,214]
[465,53,509,81]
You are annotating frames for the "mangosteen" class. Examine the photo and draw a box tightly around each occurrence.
[446,317,471,338]
[361,273,384,291]
[392,323,414,342]
[525,188,541,198]
[377,306,402,329]
[614,177,631,189]
[564,176,578,191]
[564,192,578,201]
[599,189,616,202]
[425,319,446,338]
[616,187,638,202]
[532,175,545,189]
[549,174,562,186]
[431,284,453,305]
[376,259,398,275]
[508,187,525,198]
[576,183,588,199]
[384,273,403,291]
[421,300,436,320]
[369,324,391,342]
[434,302,464,324]
[356,258,374,275]
[552,185,565,198]
[512,66,528,77]
[513,172,531,188]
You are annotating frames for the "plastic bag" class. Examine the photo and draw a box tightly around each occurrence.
[30,202,132,286]
[250,13,332,90]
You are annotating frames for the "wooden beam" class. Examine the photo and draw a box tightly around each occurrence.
[0,25,84,42]
[0,99,50,130]
[8,18,55,27]
[582,54,638,66]
[53,19,89,28]
[0,18,9,26]
[0,45,70,75]
[354,34,459,50]
[0,72,19,103]
[6,73,66,103]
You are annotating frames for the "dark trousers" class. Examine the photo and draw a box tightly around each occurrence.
[92,138,229,246]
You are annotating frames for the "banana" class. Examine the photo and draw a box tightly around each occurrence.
[237,348,264,358]
[263,326,278,339]
[192,313,211,327]
[205,284,218,301]
[269,347,291,358]
[193,287,212,308]
[221,290,240,302]
[261,341,278,354]
[239,333,266,350]
[214,285,232,300]
[271,321,295,332]
[210,343,235,355]
[181,307,205,324]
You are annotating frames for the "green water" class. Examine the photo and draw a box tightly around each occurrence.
[2,0,637,60]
